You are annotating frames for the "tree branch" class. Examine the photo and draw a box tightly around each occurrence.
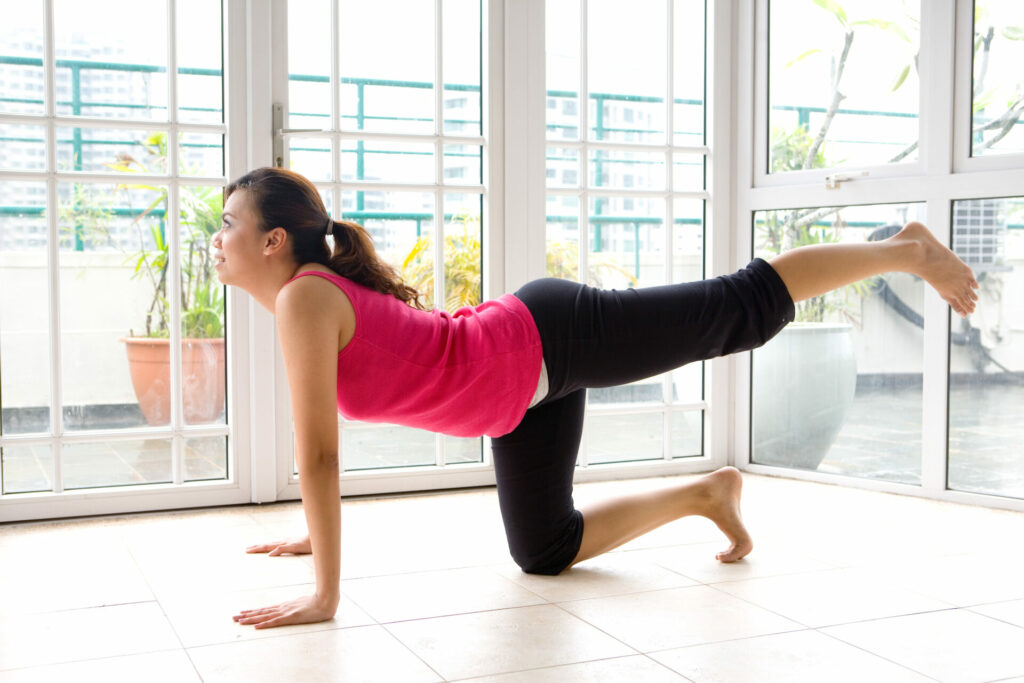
[803,30,855,169]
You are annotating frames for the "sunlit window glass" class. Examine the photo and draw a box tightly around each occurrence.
[768,0,921,173]
[971,1,1024,156]
[752,203,926,485]
[948,196,1024,497]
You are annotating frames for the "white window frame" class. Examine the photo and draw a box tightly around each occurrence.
[733,0,1024,512]
[0,0,253,522]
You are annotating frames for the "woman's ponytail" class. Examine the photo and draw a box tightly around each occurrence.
[326,218,425,309]
[226,167,425,309]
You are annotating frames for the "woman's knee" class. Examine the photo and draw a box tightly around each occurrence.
[505,510,584,576]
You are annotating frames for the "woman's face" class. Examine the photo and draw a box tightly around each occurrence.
[213,190,264,286]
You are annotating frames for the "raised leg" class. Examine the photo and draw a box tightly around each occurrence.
[769,221,979,316]
[573,467,751,566]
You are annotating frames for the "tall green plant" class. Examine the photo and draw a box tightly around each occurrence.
[62,131,224,338]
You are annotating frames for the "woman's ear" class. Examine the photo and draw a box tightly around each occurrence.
[263,226,289,255]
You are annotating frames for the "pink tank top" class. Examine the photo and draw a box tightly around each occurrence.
[285,270,544,438]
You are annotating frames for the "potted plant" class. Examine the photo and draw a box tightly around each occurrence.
[70,132,225,425]
[754,117,869,469]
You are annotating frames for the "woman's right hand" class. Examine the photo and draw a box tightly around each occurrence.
[245,536,312,556]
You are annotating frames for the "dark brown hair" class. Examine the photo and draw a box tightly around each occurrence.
[225,167,424,309]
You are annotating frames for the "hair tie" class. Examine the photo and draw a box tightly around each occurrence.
[324,216,333,237]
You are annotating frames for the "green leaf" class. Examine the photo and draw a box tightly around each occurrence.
[1002,26,1024,41]
[851,18,910,43]
[890,64,911,92]
[785,48,821,68]
[812,0,848,27]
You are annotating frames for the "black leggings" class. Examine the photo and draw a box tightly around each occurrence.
[490,258,795,575]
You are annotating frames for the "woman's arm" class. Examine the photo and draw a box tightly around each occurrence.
[233,278,343,629]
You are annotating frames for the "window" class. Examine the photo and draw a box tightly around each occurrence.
[545,0,708,466]
[285,0,485,477]
[740,0,1024,507]
[0,0,229,502]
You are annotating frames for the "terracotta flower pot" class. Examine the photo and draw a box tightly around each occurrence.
[121,337,226,426]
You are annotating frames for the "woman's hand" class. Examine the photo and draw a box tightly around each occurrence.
[245,535,312,556]
[233,592,339,629]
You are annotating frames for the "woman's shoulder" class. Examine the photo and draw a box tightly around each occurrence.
[277,265,357,350]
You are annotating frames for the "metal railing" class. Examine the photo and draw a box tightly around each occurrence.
[3,55,1021,265]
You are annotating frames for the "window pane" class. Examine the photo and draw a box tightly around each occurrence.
[546,194,579,280]
[768,0,920,172]
[288,0,331,129]
[443,0,481,135]
[180,186,225,426]
[588,0,666,144]
[185,435,227,482]
[443,144,482,186]
[671,410,702,458]
[339,0,434,134]
[949,196,1024,497]
[177,0,224,124]
[0,124,46,172]
[341,140,434,185]
[971,1,1024,156]
[546,0,581,140]
[1,182,51,435]
[0,0,44,115]
[290,137,333,181]
[445,435,482,465]
[752,203,926,485]
[672,199,704,405]
[673,0,706,146]
[588,196,664,289]
[587,412,664,464]
[180,133,224,177]
[547,146,580,189]
[340,422,435,471]
[2,444,53,494]
[63,438,172,490]
[672,153,704,192]
[443,194,482,312]
[54,0,169,121]
[343,190,435,306]
[59,182,168,429]
[588,149,665,191]
[57,127,168,175]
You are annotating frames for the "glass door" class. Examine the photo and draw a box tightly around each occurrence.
[544,0,710,470]
[276,0,495,496]
[0,0,245,522]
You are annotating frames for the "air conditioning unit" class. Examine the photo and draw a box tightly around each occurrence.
[952,199,1010,273]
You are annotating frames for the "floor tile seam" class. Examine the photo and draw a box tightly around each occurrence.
[366,600,569,627]
[439,654,689,683]
[767,597,970,631]
[963,604,1024,632]
[374,619,463,682]
[547,579,721,607]
[812,623,944,682]
[635,651,699,682]
[0,645,186,675]
[545,600,645,656]
[3,597,161,618]
[634,624,810,656]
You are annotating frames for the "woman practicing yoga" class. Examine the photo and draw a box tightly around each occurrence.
[224,167,977,630]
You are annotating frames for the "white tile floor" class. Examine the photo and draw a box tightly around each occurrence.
[2,472,1024,682]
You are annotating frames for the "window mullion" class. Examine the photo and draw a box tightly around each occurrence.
[42,0,64,494]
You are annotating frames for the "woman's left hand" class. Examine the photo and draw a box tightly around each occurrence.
[232,592,339,629]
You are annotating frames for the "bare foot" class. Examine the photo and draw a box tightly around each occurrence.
[891,221,979,317]
[701,466,753,563]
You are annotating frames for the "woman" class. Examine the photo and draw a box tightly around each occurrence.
[223,167,977,630]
